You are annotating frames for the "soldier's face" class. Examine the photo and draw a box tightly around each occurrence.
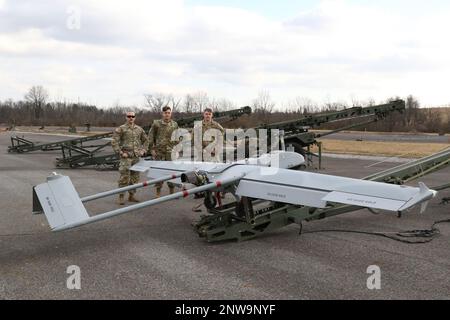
[126,112,136,124]
[162,110,172,121]
[203,111,212,122]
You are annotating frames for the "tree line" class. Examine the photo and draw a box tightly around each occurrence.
[0,86,448,134]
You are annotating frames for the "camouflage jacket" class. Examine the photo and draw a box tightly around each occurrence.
[199,120,225,147]
[201,120,224,135]
[111,123,149,157]
[147,119,179,152]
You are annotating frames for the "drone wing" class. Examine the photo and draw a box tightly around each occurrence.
[131,159,233,188]
[131,151,305,180]
[236,168,437,213]
[131,158,232,180]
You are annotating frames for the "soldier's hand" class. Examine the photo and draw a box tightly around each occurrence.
[121,151,128,158]
[139,149,145,157]
[151,150,156,159]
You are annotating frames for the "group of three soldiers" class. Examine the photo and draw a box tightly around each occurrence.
[111,107,224,205]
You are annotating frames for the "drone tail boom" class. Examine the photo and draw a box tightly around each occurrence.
[33,173,243,231]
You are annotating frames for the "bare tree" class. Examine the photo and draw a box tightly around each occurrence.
[24,85,49,119]
[422,108,442,133]
[182,94,196,113]
[252,90,275,114]
[405,95,420,128]
[144,93,183,113]
[366,98,376,107]
[144,93,170,113]
[167,95,182,113]
[179,91,210,113]
[192,91,210,112]
[321,99,348,112]
[287,96,318,114]
[211,97,236,112]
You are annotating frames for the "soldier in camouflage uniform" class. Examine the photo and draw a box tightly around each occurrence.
[195,108,226,200]
[148,106,179,198]
[200,107,225,161]
[111,111,149,205]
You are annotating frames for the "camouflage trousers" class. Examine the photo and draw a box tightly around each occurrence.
[154,150,174,189]
[118,157,140,194]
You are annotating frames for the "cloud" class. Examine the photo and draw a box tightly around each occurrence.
[0,0,450,107]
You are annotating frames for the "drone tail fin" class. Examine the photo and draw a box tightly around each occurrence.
[33,173,90,230]
[398,182,437,213]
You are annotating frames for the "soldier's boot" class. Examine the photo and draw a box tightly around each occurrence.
[117,193,125,205]
[128,193,139,203]
[155,187,161,198]
[169,186,175,194]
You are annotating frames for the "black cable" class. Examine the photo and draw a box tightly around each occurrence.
[299,218,450,244]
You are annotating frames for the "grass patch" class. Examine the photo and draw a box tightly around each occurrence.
[313,139,449,158]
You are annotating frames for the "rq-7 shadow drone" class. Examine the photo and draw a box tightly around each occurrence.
[33,151,439,240]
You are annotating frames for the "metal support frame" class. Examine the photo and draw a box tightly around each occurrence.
[54,142,117,169]
[257,100,405,134]
[280,101,406,169]
[434,182,450,191]
[8,136,35,153]
[8,132,113,153]
[195,147,450,242]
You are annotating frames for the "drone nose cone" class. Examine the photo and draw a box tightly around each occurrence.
[281,151,305,169]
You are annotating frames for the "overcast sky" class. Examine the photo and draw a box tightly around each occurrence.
[1,0,450,108]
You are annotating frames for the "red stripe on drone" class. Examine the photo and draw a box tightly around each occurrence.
[183,190,189,198]
[216,181,222,187]
[143,181,148,187]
